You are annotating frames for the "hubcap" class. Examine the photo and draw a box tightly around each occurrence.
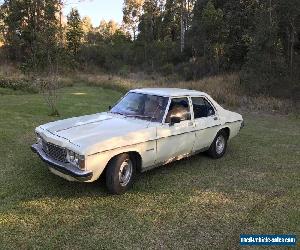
[119,159,133,187]
[216,135,225,155]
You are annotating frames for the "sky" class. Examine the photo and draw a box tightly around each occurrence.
[63,0,124,27]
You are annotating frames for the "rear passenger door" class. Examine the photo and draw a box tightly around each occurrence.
[191,97,221,152]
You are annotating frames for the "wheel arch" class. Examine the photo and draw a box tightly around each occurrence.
[220,127,230,139]
[105,151,143,173]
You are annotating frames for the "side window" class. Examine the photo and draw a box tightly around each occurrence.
[192,97,215,119]
[204,99,215,117]
[165,97,191,123]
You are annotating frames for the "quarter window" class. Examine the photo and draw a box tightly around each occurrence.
[192,97,215,119]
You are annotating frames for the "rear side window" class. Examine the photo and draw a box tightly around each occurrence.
[192,97,215,119]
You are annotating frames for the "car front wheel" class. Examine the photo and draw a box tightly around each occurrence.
[207,130,228,159]
[106,153,135,194]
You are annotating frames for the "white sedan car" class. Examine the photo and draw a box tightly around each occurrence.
[32,88,244,194]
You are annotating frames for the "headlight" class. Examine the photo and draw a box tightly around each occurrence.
[68,150,75,161]
[67,150,85,170]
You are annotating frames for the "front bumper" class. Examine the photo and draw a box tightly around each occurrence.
[31,144,93,181]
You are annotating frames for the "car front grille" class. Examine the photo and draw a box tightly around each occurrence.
[42,139,67,163]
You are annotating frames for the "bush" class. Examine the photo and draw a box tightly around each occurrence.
[160,63,174,76]
[0,77,38,93]
[175,62,195,81]
[118,65,130,77]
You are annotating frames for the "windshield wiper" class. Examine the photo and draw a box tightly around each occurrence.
[111,112,154,120]
[125,114,154,120]
[110,111,125,116]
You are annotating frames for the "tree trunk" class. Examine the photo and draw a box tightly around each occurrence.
[180,0,185,53]
[290,22,295,76]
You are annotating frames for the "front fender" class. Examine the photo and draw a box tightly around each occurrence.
[86,139,156,181]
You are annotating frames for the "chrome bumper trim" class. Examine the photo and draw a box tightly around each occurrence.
[31,144,93,181]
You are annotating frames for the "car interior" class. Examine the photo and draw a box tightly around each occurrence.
[192,97,215,118]
[165,98,190,123]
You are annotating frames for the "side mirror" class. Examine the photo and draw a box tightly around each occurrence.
[170,116,181,126]
[207,108,214,116]
[108,105,112,111]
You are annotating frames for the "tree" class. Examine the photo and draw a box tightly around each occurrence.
[241,1,286,93]
[82,16,93,39]
[222,0,259,69]
[137,0,164,68]
[1,0,66,115]
[276,0,300,76]
[82,16,93,34]
[138,0,163,42]
[163,0,181,42]
[191,0,225,73]
[0,4,4,46]
[123,0,144,40]
[98,20,120,40]
[66,8,83,61]
[0,0,63,71]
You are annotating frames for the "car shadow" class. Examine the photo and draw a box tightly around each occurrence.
[33,151,215,199]
[1,147,236,209]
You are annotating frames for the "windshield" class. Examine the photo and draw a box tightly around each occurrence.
[110,92,169,122]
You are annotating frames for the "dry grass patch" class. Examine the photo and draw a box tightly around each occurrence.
[0,64,297,113]
[77,72,296,114]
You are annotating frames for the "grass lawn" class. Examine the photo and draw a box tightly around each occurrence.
[0,85,299,249]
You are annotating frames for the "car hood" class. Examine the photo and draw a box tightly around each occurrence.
[40,112,156,154]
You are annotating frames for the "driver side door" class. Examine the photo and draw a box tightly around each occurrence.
[155,97,195,164]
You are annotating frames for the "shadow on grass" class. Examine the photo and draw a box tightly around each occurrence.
[15,151,226,204]
[1,151,218,203]
[0,147,292,249]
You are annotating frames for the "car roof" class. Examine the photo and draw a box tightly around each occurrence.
[130,88,206,97]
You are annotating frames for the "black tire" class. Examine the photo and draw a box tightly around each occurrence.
[207,130,228,159]
[105,153,135,194]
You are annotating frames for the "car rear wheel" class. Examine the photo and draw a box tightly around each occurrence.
[106,153,135,194]
[207,130,228,159]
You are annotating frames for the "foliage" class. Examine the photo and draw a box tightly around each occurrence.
[241,0,300,95]
[0,0,299,99]
[36,75,61,116]
[82,16,93,37]
[0,0,64,73]
[0,6,4,46]
[160,63,174,76]
[241,2,284,93]
[123,0,144,40]
[222,0,259,69]
[0,76,38,93]
[66,8,83,64]
[190,0,226,74]
[162,0,182,41]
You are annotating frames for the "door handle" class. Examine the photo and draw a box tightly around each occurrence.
[214,117,218,121]
[188,121,194,126]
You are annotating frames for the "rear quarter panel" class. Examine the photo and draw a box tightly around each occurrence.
[218,109,243,140]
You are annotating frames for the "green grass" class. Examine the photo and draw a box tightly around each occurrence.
[0,86,299,249]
